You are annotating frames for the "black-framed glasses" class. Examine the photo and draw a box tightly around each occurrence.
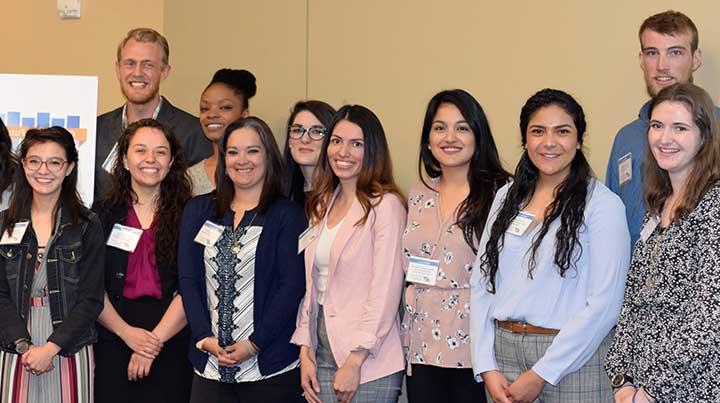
[288,124,327,141]
[22,157,68,172]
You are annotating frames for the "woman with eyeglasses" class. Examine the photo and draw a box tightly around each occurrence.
[0,117,18,210]
[190,68,256,195]
[93,119,193,403]
[179,117,306,402]
[283,101,336,204]
[0,127,105,403]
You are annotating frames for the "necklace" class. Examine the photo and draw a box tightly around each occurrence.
[230,212,257,254]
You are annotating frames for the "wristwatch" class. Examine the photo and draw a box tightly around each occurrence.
[611,373,634,389]
[14,338,32,354]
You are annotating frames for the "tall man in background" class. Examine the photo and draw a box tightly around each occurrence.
[95,28,212,201]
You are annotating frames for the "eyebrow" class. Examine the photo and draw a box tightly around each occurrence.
[529,124,573,130]
[432,119,469,125]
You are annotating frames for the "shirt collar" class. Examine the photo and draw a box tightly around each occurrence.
[121,96,164,129]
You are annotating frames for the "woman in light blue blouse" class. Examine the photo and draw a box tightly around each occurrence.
[470,89,630,403]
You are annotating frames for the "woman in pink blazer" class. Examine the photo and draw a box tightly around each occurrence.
[291,104,406,403]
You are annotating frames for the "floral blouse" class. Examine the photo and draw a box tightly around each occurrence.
[400,181,474,370]
[606,184,720,402]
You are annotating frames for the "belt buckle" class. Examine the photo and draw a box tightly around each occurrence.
[522,322,527,333]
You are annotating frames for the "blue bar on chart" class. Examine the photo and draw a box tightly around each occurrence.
[51,118,65,126]
[21,117,35,127]
[7,112,20,126]
[37,112,51,128]
[67,116,80,128]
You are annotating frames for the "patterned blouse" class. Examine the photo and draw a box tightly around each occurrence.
[400,181,474,370]
[606,184,720,402]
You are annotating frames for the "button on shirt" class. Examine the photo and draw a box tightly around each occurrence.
[470,180,630,385]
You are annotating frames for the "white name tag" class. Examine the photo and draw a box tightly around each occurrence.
[618,152,632,186]
[506,211,535,236]
[640,216,660,243]
[106,224,143,252]
[194,220,225,247]
[297,226,319,254]
[406,255,440,286]
[0,221,29,245]
[102,142,119,174]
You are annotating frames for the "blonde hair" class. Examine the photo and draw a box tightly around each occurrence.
[116,27,169,65]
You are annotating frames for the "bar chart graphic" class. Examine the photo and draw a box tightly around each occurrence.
[0,110,87,143]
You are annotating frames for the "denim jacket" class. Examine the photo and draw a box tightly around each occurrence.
[0,207,105,356]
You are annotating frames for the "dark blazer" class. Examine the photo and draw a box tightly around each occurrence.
[0,208,105,356]
[92,201,182,342]
[178,194,307,376]
[94,97,213,202]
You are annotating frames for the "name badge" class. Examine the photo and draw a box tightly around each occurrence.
[506,211,535,236]
[0,221,29,245]
[406,255,440,286]
[194,220,225,247]
[102,143,119,174]
[106,224,143,252]
[618,152,632,186]
[640,215,660,243]
[298,226,319,254]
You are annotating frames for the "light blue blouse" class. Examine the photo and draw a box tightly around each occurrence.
[470,179,630,385]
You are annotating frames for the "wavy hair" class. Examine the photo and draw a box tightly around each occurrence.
[306,104,405,226]
[418,89,510,252]
[98,118,192,266]
[480,89,591,293]
[644,83,720,220]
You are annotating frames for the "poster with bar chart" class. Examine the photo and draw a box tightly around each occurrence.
[0,74,97,205]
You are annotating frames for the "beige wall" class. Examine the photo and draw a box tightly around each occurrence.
[0,0,165,115]
[5,1,720,191]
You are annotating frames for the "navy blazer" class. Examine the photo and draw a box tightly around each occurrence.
[178,193,307,375]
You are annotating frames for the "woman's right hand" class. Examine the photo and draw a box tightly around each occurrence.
[201,338,237,367]
[482,370,513,403]
[118,326,163,359]
[299,345,322,403]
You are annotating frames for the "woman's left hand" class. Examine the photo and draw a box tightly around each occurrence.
[223,340,255,365]
[128,352,154,381]
[333,357,363,403]
[22,342,60,375]
[507,369,545,403]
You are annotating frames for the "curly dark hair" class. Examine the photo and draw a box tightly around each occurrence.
[0,117,18,195]
[98,118,192,266]
[480,88,592,293]
[418,89,510,253]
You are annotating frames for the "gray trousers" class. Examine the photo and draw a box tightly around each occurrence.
[488,326,613,403]
[316,306,403,403]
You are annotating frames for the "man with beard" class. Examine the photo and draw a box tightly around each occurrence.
[604,10,716,248]
[95,28,212,201]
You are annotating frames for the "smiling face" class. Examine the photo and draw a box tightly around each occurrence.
[648,100,703,186]
[123,127,173,191]
[289,110,326,167]
[525,104,579,183]
[199,83,247,144]
[115,39,170,105]
[225,127,267,193]
[327,119,365,186]
[640,29,701,96]
[23,141,75,199]
[428,103,476,171]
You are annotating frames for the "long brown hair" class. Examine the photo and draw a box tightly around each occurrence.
[98,119,192,266]
[306,104,405,226]
[644,83,720,221]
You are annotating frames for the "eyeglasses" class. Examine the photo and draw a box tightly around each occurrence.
[22,157,68,172]
[288,124,327,141]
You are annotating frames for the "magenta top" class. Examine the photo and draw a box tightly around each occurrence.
[122,206,162,300]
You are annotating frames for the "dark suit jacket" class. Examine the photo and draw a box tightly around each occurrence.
[94,96,213,202]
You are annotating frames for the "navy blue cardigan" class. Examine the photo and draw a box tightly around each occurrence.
[178,194,307,376]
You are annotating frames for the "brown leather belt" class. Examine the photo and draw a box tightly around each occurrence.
[496,320,559,335]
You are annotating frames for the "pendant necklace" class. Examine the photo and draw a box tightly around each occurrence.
[231,212,257,254]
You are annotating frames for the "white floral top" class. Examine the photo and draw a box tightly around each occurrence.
[400,181,474,370]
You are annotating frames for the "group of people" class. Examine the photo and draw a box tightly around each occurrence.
[0,8,717,403]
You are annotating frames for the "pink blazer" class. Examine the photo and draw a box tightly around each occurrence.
[291,191,407,383]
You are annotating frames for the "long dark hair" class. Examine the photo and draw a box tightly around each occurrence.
[306,104,405,226]
[2,127,87,236]
[214,117,285,218]
[0,117,18,195]
[283,100,336,203]
[480,89,591,293]
[419,89,510,252]
[98,118,192,266]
